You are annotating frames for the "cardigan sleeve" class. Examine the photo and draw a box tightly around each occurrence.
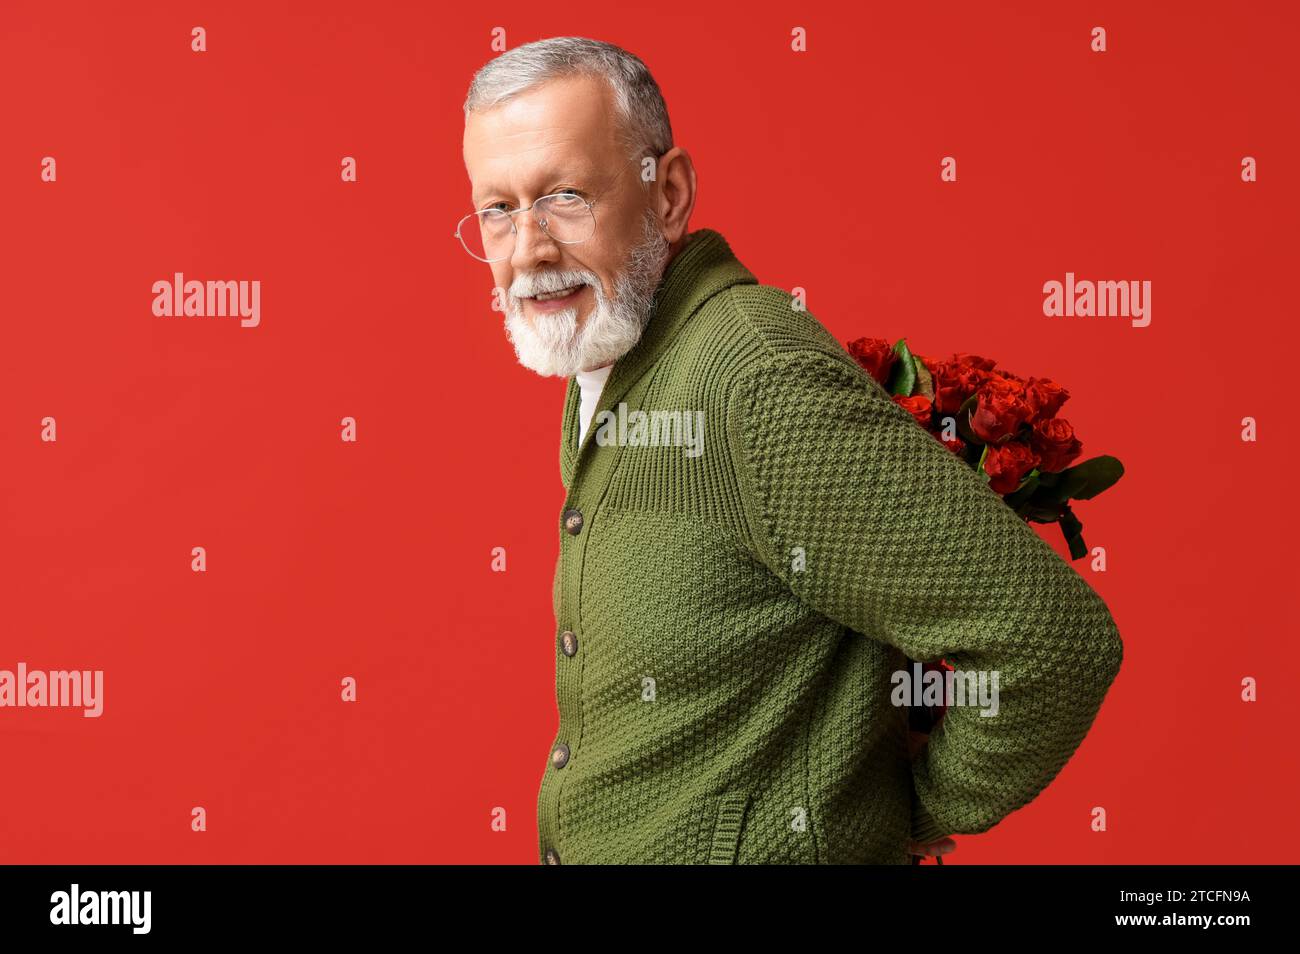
[727,346,1124,844]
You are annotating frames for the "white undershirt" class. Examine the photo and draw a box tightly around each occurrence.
[576,364,614,447]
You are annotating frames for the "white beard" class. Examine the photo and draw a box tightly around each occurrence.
[504,209,671,377]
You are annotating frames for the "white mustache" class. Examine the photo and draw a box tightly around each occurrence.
[513,274,596,299]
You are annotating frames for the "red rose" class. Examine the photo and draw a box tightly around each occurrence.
[846,337,896,386]
[930,358,991,415]
[921,406,967,454]
[969,376,1035,444]
[982,440,1040,494]
[935,432,966,455]
[1030,417,1083,472]
[1024,376,1070,422]
[989,367,1027,386]
[952,353,998,372]
[892,393,933,429]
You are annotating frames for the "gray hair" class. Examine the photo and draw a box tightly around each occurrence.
[463,36,674,166]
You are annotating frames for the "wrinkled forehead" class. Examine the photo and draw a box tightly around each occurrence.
[463,75,622,202]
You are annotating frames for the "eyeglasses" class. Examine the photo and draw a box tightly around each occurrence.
[454,191,600,263]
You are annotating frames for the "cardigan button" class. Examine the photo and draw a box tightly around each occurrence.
[562,508,584,535]
[544,848,561,865]
[560,630,578,656]
[551,743,570,769]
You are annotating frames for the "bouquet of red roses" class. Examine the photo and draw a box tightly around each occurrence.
[846,336,1124,561]
[851,338,1125,842]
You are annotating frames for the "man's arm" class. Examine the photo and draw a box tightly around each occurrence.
[726,346,1124,843]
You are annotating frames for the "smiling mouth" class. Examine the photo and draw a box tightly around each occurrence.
[527,284,586,302]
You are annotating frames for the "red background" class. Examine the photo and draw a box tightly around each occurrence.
[1,0,1296,863]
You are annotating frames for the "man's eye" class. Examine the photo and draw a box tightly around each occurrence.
[485,190,577,213]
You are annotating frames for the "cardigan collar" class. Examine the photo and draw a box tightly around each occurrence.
[560,227,758,482]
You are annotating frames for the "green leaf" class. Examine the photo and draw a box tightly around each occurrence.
[913,354,935,401]
[1022,502,1065,522]
[1002,468,1041,508]
[1030,455,1125,505]
[887,338,917,397]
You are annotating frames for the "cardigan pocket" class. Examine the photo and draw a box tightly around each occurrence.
[706,791,751,864]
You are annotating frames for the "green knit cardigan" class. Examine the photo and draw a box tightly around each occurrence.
[537,228,1123,864]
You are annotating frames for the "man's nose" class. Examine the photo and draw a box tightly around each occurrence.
[510,209,560,272]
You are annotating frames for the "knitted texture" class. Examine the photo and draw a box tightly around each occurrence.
[538,228,1123,864]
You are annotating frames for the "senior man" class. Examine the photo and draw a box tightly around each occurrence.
[458,36,1123,865]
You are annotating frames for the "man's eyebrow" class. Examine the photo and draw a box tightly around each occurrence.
[472,170,602,207]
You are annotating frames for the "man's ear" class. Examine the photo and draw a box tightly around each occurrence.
[655,147,697,246]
